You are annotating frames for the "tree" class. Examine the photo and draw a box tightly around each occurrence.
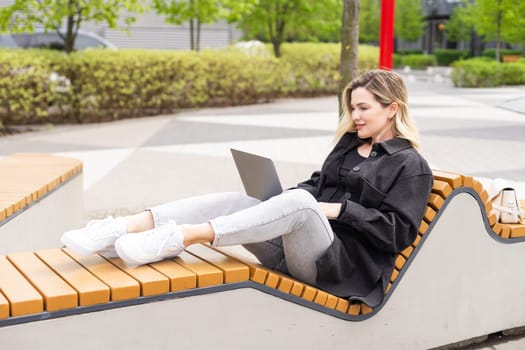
[445,3,474,44]
[395,0,424,42]
[462,0,525,61]
[338,0,359,116]
[240,0,340,57]
[359,0,379,43]
[152,0,252,51]
[0,0,144,53]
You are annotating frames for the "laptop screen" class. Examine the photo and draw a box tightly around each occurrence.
[231,149,283,201]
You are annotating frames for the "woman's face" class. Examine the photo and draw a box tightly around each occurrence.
[350,87,397,143]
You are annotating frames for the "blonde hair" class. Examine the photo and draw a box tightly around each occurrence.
[335,69,421,150]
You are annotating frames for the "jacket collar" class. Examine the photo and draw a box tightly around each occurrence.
[345,132,411,155]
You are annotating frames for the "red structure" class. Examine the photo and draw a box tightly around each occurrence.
[379,0,395,70]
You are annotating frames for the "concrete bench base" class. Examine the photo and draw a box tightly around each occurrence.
[0,175,84,254]
[0,154,84,254]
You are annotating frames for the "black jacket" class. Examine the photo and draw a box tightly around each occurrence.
[296,132,433,307]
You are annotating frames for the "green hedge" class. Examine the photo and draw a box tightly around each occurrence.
[0,43,380,126]
[400,54,436,69]
[451,58,525,87]
[434,49,470,66]
[0,49,73,126]
[396,49,423,55]
[279,43,378,96]
[482,48,523,61]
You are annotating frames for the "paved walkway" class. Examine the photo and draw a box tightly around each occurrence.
[1,73,524,349]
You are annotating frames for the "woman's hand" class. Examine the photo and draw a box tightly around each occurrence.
[318,202,342,219]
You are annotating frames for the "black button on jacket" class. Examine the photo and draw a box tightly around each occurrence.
[296,132,433,307]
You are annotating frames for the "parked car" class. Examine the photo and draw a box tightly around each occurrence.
[0,30,117,51]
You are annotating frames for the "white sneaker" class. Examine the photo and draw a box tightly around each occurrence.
[61,217,127,256]
[115,220,185,266]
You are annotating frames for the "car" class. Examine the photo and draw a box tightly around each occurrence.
[0,30,117,51]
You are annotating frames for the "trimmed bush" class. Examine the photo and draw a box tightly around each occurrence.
[279,43,378,96]
[434,49,470,66]
[482,48,523,61]
[0,43,381,126]
[499,62,525,85]
[393,54,403,68]
[451,58,525,87]
[401,54,436,69]
[0,49,70,126]
[396,49,423,55]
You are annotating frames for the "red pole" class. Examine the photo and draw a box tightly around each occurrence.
[379,0,395,70]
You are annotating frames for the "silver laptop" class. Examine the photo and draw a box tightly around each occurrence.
[230,149,283,201]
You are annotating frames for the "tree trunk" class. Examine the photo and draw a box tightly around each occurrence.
[63,0,75,53]
[338,0,360,116]
[495,0,502,62]
[189,0,195,50]
[189,18,195,50]
[196,17,201,52]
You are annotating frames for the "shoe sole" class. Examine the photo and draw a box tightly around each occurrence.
[114,239,158,267]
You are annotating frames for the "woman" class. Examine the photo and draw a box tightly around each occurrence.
[62,70,433,308]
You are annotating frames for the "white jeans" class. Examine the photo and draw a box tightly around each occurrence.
[148,189,334,285]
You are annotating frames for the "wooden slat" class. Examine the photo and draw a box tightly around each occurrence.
[428,193,445,211]
[0,292,10,319]
[432,180,452,198]
[313,290,328,306]
[173,251,223,288]
[264,271,280,288]
[0,193,27,211]
[290,282,304,297]
[491,222,503,236]
[423,206,436,222]
[0,256,43,317]
[390,268,399,282]
[509,224,525,238]
[7,252,77,312]
[488,212,498,226]
[462,175,474,188]
[395,255,406,270]
[186,244,249,283]
[213,247,268,284]
[348,303,361,316]
[148,259,196,292]
[413,234,422,247]
[432,170,463,189]
[361,304,373,315]
[471,179,484,196]
[105,258,170,297]
[325,294,338,309]
[64,249,140,301]
[336,298,349,313]
[301,285,317,302]
[249,265,269,284]
[277,276,294,293]
[419,221,429,235]
[35,249,110,306]
[500,226,511,239]
[400,246,414,259]
[0,201,14,219]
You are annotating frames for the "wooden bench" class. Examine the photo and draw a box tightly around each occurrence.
[0,170,524,349]
[0,153,84,254]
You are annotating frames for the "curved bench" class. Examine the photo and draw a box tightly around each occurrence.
[0,170,524,349]
[0,153,84,254]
